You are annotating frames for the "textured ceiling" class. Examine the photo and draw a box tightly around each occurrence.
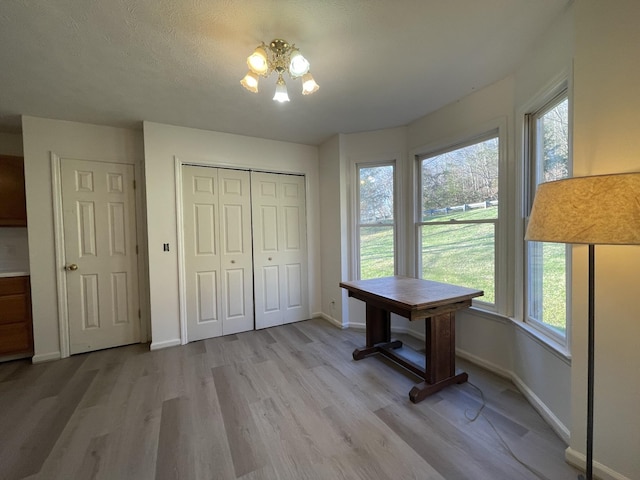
[0,0,570,145]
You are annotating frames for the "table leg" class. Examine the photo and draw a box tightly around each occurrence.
[407,311,467,403]
[425,312,456,384]
[409,372,469,403]
[352,303,403,360]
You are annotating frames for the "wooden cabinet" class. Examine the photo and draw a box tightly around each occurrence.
[0,155,28,227]
[0,276,33,357]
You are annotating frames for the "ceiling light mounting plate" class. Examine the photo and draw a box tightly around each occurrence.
[269,39,290,55]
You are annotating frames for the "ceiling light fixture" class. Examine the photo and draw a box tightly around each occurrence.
[240,39,319,103]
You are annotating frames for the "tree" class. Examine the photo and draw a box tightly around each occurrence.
[421,137,499,216]
[359,165,394,223]
[542,99,569,182]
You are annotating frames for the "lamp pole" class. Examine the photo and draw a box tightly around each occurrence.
[581,244,595,480]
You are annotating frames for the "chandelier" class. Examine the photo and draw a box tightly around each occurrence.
[240,39,319,103]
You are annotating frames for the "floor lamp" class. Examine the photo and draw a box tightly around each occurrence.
[525,172,640,480]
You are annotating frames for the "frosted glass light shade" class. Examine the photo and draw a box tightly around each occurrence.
[240,71,259,93]
[273,79,290,102]
[525,172,640,245]
[247,46,268,75]
[301,73,319,95]
[289,50,310,77]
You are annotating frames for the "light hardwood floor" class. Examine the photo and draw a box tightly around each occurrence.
[0,318,579,480]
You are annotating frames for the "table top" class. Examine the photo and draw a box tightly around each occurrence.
[340,276,483,311]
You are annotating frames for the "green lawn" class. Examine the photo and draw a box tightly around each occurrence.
[360,207,566,333]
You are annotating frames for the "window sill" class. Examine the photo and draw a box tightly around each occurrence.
[462,307,572,365]
[510,317,572,365]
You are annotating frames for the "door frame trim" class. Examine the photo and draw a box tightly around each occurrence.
[51,153,148,358]
[51,153,71,358]
[174,156,188,345]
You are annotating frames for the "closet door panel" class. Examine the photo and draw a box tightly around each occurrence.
[183,166,254,340]
[252,172,309,329]
[183,166,222,341]
[218,168,253,335]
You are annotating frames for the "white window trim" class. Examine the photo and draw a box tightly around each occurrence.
[410,117,508,314]
[515,69,573,355]
[350,155,402,281]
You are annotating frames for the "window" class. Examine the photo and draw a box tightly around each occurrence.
[525,91,570,341]
[417,134,499,305]
[356,163,396,279]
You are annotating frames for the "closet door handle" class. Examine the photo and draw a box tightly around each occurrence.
[231,260,236,264]
[65,264,78,271]
[268,257,272,261]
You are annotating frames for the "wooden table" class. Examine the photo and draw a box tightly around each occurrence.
[340,276,483,403]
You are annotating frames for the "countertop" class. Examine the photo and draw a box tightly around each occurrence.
[0,271,29,278]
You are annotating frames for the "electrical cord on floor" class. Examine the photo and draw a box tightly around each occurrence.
[462,381,553,480]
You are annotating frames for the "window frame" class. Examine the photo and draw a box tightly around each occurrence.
[354,160,398,280]
[523,85,572,346]
[414,126,505,312]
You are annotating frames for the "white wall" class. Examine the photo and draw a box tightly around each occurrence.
[21,116,144,362]
[142,122,320,349]
[318,134,348,327]
[566,1,640,478]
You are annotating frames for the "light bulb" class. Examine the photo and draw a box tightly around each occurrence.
[289,50,310,77]
[301,73,319,95]
[247,46,268,75]
[240,71,259,93]
[273,76,290,103]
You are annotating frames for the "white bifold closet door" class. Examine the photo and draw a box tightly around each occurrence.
[182,166,254,341]
[252,171,310,329]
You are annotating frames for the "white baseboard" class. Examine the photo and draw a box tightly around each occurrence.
[149,338,181,351]
[402,326,425,341]
[455,348,512,380]
[32,351,62,363]
[511,372,570,444]
[456,348,570,445]
[317,313,347,329]
[349,320,365,330]
[565,447,632,480]
[341,322,418,336]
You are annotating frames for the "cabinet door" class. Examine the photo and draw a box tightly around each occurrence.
[0,155,27,226]
[0,276,33,357]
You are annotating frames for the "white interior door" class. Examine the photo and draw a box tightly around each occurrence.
[182,166,253,341]
[182,166,222,341]
[218,168,254,335]
[252,172,309,329]
[61,158,140,354]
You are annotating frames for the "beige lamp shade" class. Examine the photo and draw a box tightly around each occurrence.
[525,172,640,245]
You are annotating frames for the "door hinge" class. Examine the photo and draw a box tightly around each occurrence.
[138,309,141,319]
[133,180,136,190]
[136,245,139,254]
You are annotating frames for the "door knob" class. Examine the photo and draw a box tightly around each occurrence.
[231,260,235,264]
[65,264,78,271]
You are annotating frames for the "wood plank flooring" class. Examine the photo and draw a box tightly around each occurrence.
[0,318,580,480]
